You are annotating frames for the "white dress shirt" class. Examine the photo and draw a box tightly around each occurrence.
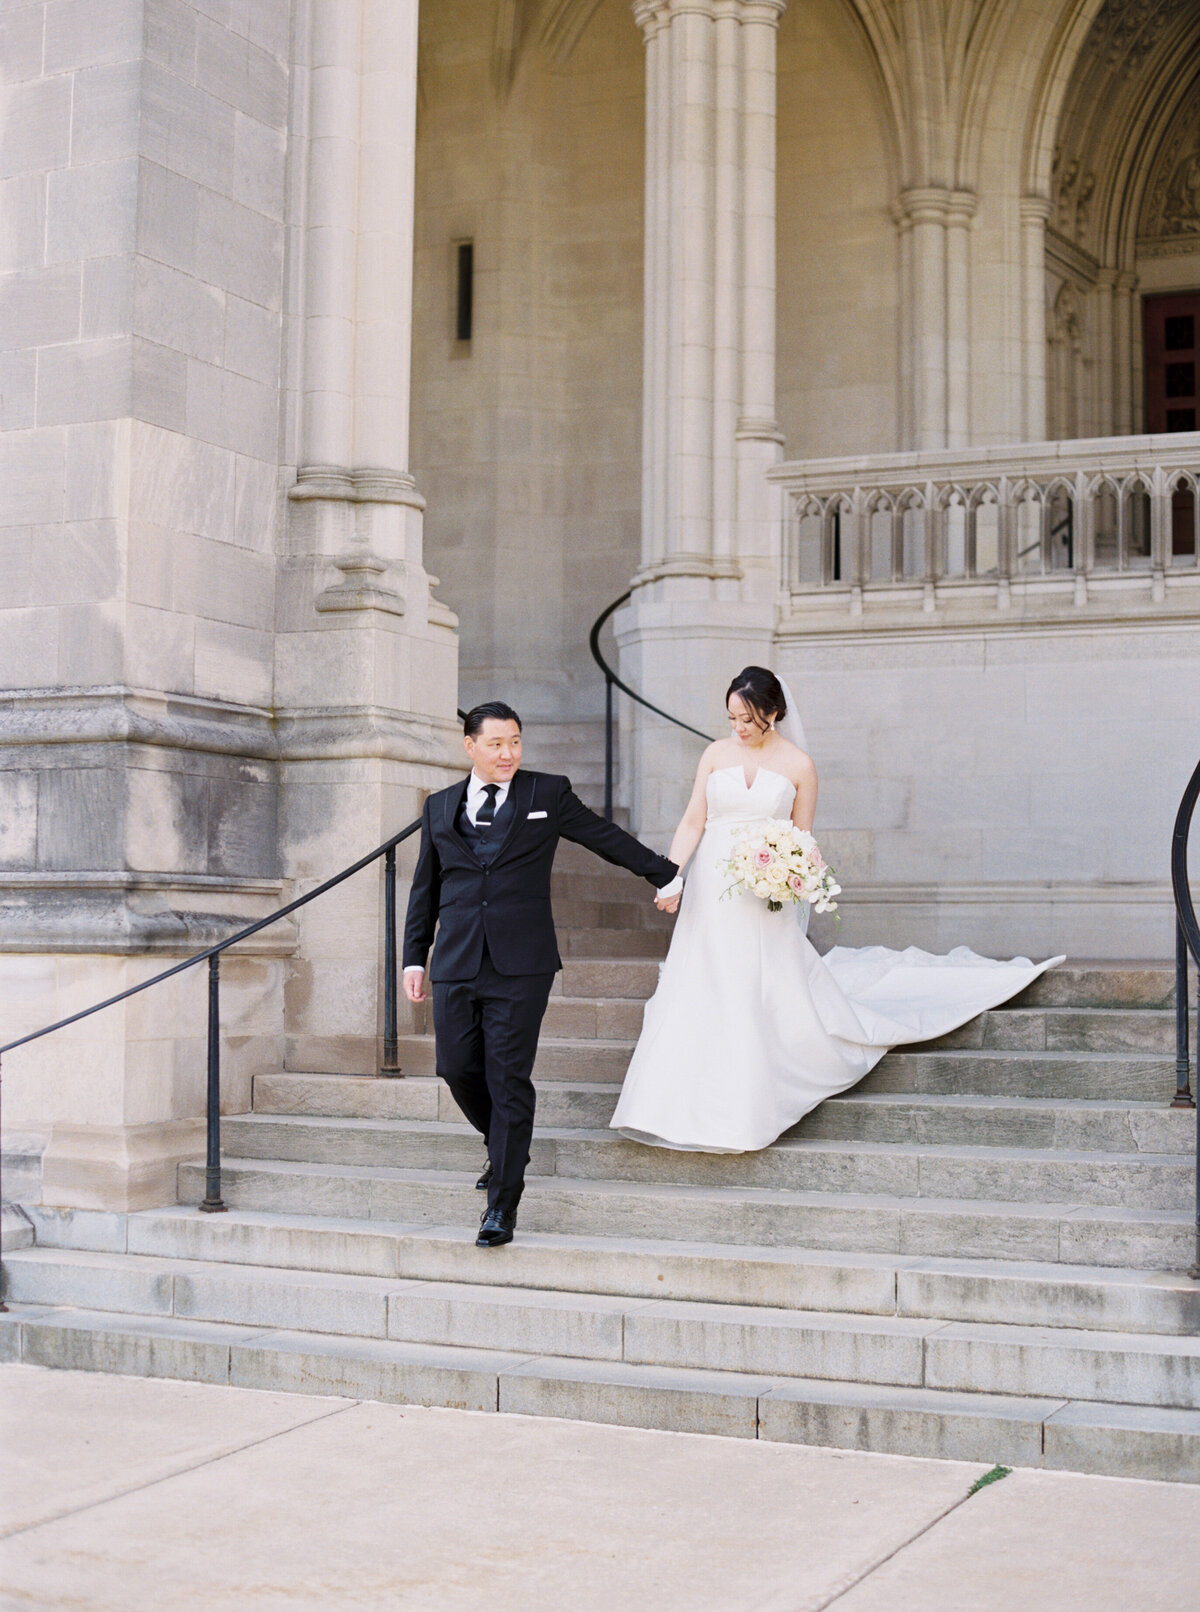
[464,771,510,826]
[404,772,680,977]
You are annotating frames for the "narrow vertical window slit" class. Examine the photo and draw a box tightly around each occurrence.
[456,241,474,342]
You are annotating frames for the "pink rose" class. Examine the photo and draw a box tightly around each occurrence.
[754,849,774,868]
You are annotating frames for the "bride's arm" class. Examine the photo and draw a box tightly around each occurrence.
[664,747,718,872]
[790,754,818,833]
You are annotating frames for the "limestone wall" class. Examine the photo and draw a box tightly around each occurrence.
[0,0,296,1209]
[411,0,645,752]
[778,622,1194,959]
[776,0,898,459]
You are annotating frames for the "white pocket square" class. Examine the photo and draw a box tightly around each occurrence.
[527,810,548,819]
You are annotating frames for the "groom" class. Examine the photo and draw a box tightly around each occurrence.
[403,702,681,1247]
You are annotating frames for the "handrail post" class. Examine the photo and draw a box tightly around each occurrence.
[604,673,615,823]
[1193,968,1200,1279]
[199,955,226,1213]
[1174,920,1195,1109]
[381,844,402,1075]
[0,1052,7,1312]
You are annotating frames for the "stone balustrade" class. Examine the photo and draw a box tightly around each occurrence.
[770,431,1200,622]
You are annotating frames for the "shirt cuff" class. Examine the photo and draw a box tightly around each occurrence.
[655,875,683,899]
[403,965,425,976]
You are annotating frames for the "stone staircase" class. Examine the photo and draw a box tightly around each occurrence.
[4,847,1200,1482]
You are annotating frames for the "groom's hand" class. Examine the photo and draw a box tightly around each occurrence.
[655,893,681,914]
[403,967,427,1003]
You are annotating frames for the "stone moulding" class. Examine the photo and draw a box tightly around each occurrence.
[0,877,297,956]
[272,706,462,766]
[823,880,1172,907]
[0,689,277,762]
[287,468,427,510]
[313,551,406,617]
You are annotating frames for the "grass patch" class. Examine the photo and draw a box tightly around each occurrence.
[967,1464,1012,1496]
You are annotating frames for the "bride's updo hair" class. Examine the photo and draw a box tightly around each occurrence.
[726,666,786,731]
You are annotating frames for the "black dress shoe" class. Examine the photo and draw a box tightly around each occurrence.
[475,1159,492,1191]
[476,1207,516,1247]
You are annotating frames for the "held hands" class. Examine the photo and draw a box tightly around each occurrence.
[655,892,681,914]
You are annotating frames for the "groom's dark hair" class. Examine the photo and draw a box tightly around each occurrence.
[463,700,522,737]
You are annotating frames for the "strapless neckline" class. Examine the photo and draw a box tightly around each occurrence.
[714,764,792,791]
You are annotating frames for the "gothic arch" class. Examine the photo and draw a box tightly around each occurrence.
[1140,76,1200,250]
[491,0,611,96]
[835,0,1100,195]
[1049,1,1200,269]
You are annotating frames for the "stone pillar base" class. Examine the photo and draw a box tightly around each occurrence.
[614,583,777,842]
[39,1120,206,1214]
[1,950,287,1212]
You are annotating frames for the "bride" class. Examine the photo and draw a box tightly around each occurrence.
[610,666,1063,1152]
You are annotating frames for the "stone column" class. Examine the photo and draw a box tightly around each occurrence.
[0,0,299,1211]
[735,0,787,588]
[944,193,976,450]
[619,0,785,840]
[278,0,459,1073]
[1020,195,1052,441]
[1093,269,1116,438]
[893,187,976,451]
[1115,271,1138,435]
[297,0,360,482]
[901,188,949,451]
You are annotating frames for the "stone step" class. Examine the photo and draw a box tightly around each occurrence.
[554,959,662,999]
[546,961,1173,1009]
[386,1032,1178,1099]
[924,1007,1175,1055]
[859,1049,1177,1101]
[1010,965,1174,1011]
[392,1000,1179,1051]
[551,871,670,905]
[549,897,672,933]
[541,997,647,1039]
[549,1001,1179,1052]
[10,1300,1200,1477]
[218,1115,1193,1210]
[23,1206,1200,1336]
[558,928,669,959]
[399,958,1179,1010]
[249,1073,1192,1156]
[8,1250,1200,1411]
[176,1159,1195,1270]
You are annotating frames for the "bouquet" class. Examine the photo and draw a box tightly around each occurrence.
[722,819,841,914]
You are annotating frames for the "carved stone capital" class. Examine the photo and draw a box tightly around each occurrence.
[289,467,426,510]
[1019,193,1054,225]
[314,551,406,617]
[892,186,977,230]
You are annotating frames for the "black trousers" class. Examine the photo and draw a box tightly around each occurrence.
[431,949,554,1216]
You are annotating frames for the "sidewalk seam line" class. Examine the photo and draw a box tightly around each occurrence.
[0,1396,360,1541]
[799,1480,987,1611]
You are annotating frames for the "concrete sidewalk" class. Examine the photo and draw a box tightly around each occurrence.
[1,1364,1198,1611]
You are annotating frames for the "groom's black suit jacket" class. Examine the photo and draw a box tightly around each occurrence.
[403,769,677,981]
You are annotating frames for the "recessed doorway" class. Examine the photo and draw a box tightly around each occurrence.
[1144,291,1199,434]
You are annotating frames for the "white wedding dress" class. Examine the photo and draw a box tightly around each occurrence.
[610,765,1065,1152]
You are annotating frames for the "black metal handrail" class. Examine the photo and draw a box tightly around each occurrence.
[589,591,713,820]
[0,815,422,1238]
[1169,755,1200,1278]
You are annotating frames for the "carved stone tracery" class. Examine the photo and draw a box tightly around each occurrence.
[1139,72,1200,246]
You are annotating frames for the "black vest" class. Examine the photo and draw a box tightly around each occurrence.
[456,789,517,865]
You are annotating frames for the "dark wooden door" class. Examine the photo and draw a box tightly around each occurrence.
[1144,291,1199,433]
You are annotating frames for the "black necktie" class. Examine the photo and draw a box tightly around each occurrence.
[476,784,499,827]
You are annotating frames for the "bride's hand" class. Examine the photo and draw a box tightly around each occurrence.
[655,893,681,914]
